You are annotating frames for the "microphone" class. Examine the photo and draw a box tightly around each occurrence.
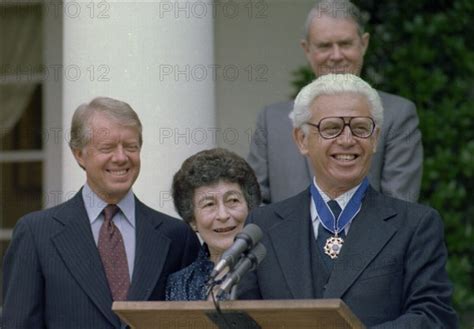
[209,224,263,281]
[216,242,267,298]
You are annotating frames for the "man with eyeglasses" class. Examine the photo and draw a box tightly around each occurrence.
[247,0,422,203]
[305,116,376,140]
[237,74,458,328]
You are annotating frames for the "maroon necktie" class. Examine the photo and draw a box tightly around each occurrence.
[98,204,130,301]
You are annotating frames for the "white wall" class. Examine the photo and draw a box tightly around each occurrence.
[215,0,314,157]
[42,0,315,215]
[60,1,215,215]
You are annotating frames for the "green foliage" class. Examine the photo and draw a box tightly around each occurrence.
[292,0,474,325]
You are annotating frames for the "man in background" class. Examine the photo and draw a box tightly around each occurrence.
[248,0,422,203]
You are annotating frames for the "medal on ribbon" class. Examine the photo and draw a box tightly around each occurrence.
[310,178,369,259]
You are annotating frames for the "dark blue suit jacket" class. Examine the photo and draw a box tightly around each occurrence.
[2,191,200,329]
[237,187,458,328]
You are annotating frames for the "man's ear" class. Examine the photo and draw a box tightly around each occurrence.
[72,148,86,169]
[361,32,370,56]
[300,38,309,52]
[293,127,309,156]
[372,127,381,153]
[300,38,311,62]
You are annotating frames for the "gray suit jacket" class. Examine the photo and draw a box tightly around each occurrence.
[248,91,423,203]
[2,191,200,329]
[237,187,458,328]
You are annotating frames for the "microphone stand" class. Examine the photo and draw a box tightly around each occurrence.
[229,285,238,300]
[206,239,266,328]
[206,279,260,329]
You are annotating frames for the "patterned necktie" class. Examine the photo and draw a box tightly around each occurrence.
[98,204,130,301]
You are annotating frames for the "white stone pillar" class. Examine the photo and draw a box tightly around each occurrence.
[61,0,215,215]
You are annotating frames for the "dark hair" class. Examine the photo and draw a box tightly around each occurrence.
[172,148,261,224]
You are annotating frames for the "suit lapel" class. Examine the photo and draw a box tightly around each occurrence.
[50,192,120,327]
[324,188,398,298]
[127,199,170,301]
[268,190,314,299]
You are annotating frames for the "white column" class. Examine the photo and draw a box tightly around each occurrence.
[61,0,215,215]
[43,1,64,209]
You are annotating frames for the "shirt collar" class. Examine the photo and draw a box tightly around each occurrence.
[82,184,136,228]
[310,177,361,221]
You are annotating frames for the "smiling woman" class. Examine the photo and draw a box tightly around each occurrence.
[192,181,249,264]
[165,148,261,301]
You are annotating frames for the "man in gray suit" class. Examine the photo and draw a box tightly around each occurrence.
[2,97,200,329]
[238,74,457,328]
[248,0,422,203]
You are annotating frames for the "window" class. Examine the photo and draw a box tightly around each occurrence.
[0,1,44,305]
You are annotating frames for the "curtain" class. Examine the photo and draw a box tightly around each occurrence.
[0,3,43,137]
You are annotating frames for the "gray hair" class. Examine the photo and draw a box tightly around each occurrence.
[303,0,366,40]
[69,97,142,151]
[289,74,384,134]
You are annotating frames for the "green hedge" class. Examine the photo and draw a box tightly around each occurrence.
[292,1,474,326]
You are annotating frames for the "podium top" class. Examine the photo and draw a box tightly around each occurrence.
[113,299,365,329]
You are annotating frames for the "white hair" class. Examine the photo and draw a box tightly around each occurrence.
[289,74,384,134]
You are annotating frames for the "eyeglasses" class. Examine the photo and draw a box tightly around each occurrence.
[305,116,376,139]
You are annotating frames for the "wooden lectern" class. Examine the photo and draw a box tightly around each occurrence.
[113,299,366,329]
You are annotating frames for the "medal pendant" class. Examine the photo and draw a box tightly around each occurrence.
[324,236,344,259]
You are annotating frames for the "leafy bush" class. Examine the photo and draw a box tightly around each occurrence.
[292,0,474,326]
